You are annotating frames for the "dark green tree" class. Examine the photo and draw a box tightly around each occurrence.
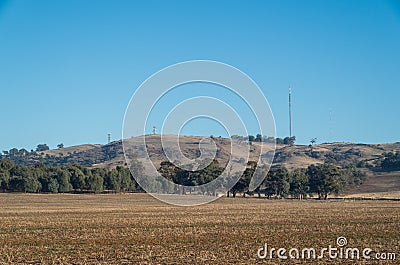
[82,167,93,190]
[18,149,29,156]
[36,144,50,152]
[283,136,296,145]
[381,152,400,171]
[118,166,133,192]
[263,166,290,198]
[0,170,10,191]
[104,168,121,192]
[289,168,309,199]
[57,169,72,192]
[8,148,19,157]
[88,173,104,193]
[9,175,41,193]
[0,159,14,171]
[342,165,366,187]
[229,172,248,198]
[310,138,317,146]
[248,135,255,142]
[229,161,256,197]
[69,166,86,191]
[255,134,263,142]
[306,163,342,200]
[47,178,59,193]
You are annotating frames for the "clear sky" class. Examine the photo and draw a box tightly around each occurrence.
[1,0,400,151]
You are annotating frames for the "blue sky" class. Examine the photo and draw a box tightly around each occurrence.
[1,0,400,151]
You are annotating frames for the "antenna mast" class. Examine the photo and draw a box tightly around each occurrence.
[329,108,333,142]
[289,85,292,138]
[107,133,111,144]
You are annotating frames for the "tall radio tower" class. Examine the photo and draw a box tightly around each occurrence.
[289,85,292,138]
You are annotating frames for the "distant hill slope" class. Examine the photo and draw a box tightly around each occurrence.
[6,135,400,170]
[3,135,400,196]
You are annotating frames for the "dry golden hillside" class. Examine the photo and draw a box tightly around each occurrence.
[34,135,400,170]
[16,135,400,197]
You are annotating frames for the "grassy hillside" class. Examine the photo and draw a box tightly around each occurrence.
[3,135,400,196]
[41,135,400,169]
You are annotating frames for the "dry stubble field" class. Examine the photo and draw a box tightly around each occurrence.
[0,193,399,264]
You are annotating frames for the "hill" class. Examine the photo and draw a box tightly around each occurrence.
[3,135,400,197]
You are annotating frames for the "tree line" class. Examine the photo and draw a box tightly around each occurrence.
[380,152,400,171]
[2,144,51,157]
[0,156,365,199]
[0,158,141,193]
[356,151,400,171]
[230,135,296,145]
[1,143,122,167]
[157,159,366,199]
[228,162,365,199]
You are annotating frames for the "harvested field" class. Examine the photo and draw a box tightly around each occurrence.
[0,193,398,264]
